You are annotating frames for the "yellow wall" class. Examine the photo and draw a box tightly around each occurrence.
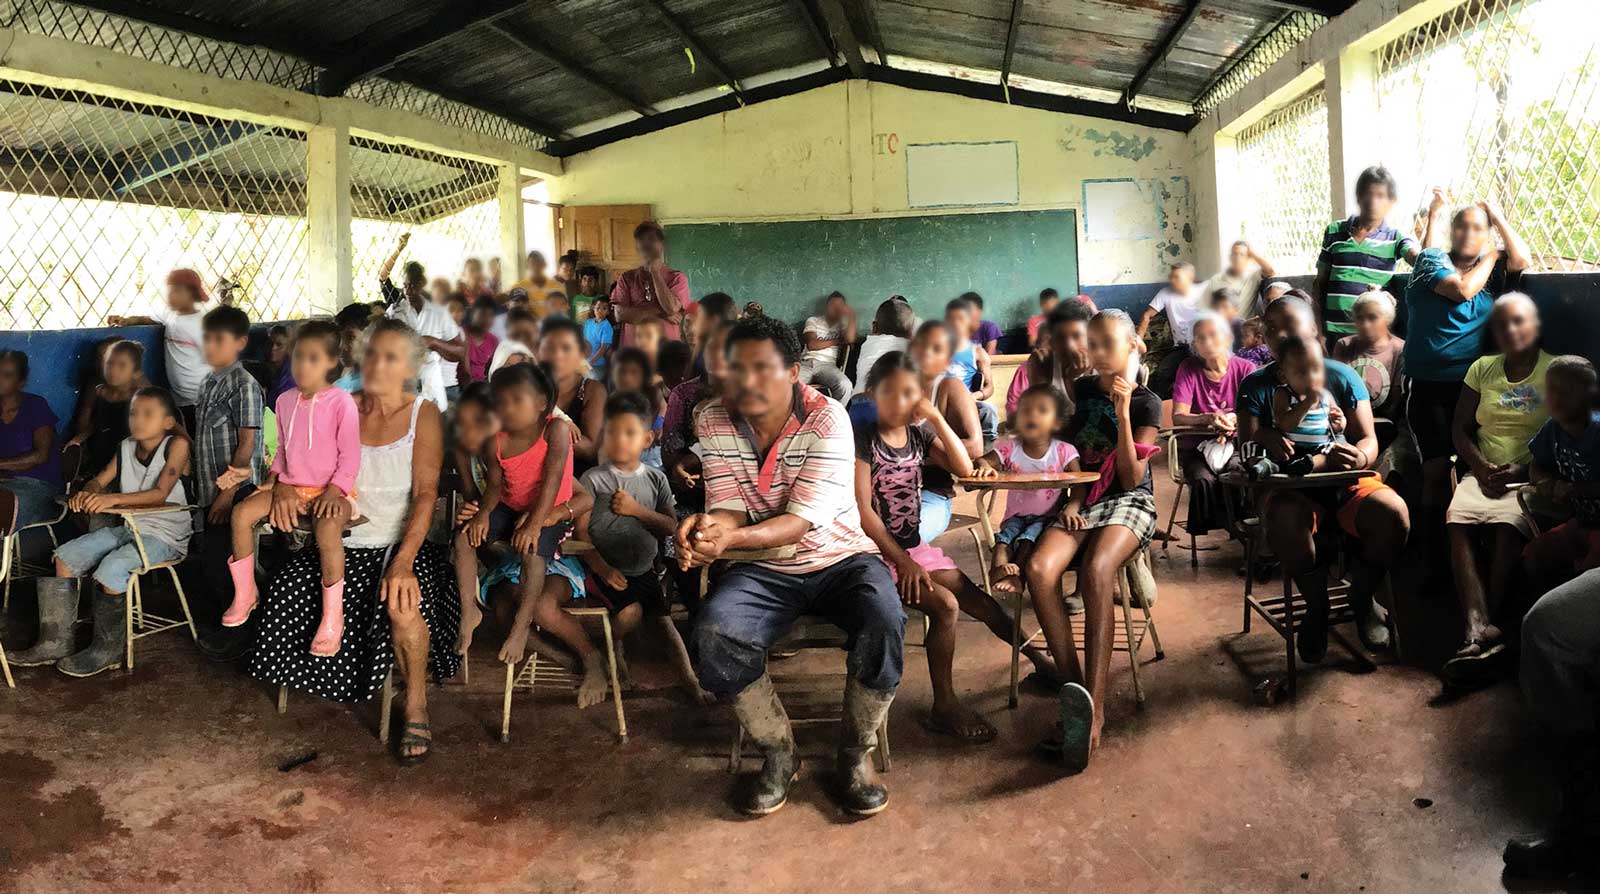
[549,81,1198,285]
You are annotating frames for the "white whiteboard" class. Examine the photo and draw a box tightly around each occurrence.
[905,141,1019,208]
[1082,178,1157,241]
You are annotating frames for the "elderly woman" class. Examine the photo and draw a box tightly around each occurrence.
[1170,311,1256,536]
[1440,294,1553,685]
[0,351,63,539]
[250,318,461,764]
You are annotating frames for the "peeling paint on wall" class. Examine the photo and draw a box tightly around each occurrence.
[1081,128,1160,161]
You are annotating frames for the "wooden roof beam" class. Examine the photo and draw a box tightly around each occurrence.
[1121,0,1204,109]
[999,0,1024,99]
[316,0,530,96]
[636,0,745,100]
[815,0,867,78]
[487,21,655,117]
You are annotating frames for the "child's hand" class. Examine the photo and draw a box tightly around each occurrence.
[63,433,85,449]
[455,500,480,526]
[269,483,303,532]
[671,455,702,490]
[909,397,942,426]
[464,510,490,548]
[206,486,238,525]
[511,520,540,555]
[970,462,998,479]
[215,466,251,491]
[311,486,347,519]
[894,556,933,605]
[610,488,643,518]
[1327,404,1346,433]
[1059,509,1087,531]
[1110,376,1134,418]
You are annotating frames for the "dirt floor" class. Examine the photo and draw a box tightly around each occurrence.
[0,463,1569,893]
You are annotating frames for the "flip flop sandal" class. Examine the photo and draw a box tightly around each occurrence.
[1441,640,1506,685]
[920,711,998,745]
[396,721,432,767]
[1058,682,1094,773]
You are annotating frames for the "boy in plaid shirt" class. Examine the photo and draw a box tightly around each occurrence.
[190,305,265,659]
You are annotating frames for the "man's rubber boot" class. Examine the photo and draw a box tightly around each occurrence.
[1296,587,1330,663]
[730,674,798,816]
[835,678,895,816]
[1505,741,1600,879]
[57,590,126,678]
[11,577,78,667]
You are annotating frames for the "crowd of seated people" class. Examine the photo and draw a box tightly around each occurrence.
[1,176,1598,873]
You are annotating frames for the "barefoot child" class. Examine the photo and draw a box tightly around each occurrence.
[853,351,1051,744]
[575,392,709,703]
[220,321,360,658]
[980,384,1082,595]
[16,388,192,676]
[1264,336,1344,477]
[1524,356,1600,588]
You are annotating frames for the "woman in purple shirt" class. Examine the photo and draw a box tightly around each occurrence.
[1169,313,1255,536]
[0,351,64,537]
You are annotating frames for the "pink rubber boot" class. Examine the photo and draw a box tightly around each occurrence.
[309,579,345,657]
[221,555,257,627]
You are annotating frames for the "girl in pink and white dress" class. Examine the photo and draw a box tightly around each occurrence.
[979,384,1083,596]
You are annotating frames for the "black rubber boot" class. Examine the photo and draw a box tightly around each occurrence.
[1505,740,1600,879]
[1296,586,1330,664]
[56,590,125,678]
[11,577,78,667]
[730,675,798,816]
[195,615,257,663]
[835,679,894,816]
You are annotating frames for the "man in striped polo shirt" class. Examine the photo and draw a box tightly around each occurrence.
[1313,166,1421,342]
[681,314,903,818]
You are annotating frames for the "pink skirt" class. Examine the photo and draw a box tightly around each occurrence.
[886,542,959,582]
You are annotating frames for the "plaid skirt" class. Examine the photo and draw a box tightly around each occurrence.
[1055,488,1159,549]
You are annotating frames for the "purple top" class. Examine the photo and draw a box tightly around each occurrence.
[1171,355,1256,448]
[975,319,1004,349]
[0,393,62,486]
[1235,344,1274,367]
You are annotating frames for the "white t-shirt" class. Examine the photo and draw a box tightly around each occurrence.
[154,307,206,406]
[802,316,845,367]
[1202,268,1264,318]
[387,298,462,409]
[1148,285,1205,345]
[851,334,909,395]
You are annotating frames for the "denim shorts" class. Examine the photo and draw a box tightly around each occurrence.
[995,513,1052,547]
[56,525,184,593]
[919,489,953,544]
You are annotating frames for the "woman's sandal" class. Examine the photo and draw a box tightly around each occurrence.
[396,721,432,766]
[920,710,998,745]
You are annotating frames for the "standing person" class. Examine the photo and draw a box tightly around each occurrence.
[1203,240,1277,319]
[610,221,691,346]
[801,291,856,401]
[1005,299,1094,417]
[461,297,501,385]
[964,292,1003,354]
[1314,166,1421,342]
[1027,288,1061,348]
[582,295,615,382]
[378,235,466,410]
[1404,196,1532,571]
[1137,262,1203,399]
[512,250,550,295]
[0,351,62,542]
[251,318,462,764]
[107,268,211,424]
[572,264,606,321]
[683,315,903,817]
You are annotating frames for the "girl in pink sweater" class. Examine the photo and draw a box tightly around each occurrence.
[218,321,361,656]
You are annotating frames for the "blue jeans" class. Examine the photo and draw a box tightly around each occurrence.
[976,401,999,443]
[919,489,953,544]
[693,554,905,698]
[3,476,62,528]
[56,525,184,593]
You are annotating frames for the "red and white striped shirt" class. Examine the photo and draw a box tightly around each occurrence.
[696,383,878,573]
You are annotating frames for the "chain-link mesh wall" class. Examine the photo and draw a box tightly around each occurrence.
[1235,89,1333,275]
[1195,12,1328,117]
[0,78,310,328]
[1376,0,1600,271]
[350,138,502,304]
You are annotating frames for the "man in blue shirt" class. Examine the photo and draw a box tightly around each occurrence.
[1237,297,1410,660]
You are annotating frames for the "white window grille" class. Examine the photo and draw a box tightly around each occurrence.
[1235,89,1333,275]
[1377,0,1600,271]
[350,138,503,304]
[0,78,310,329]
[1195,11,1328,117]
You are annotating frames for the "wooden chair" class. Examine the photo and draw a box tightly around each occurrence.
[499,540,628,744]
[113,505,200,673]
[1,444,81,611]
[1000,549,1164,710]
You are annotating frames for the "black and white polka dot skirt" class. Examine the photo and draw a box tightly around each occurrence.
[249,541,463,703]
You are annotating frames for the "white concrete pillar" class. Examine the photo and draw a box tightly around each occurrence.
[1193,129,1243,275]
[306,123,352,314]
[845,79,875,215]
[1325,46,1379,220]
[497,163,526,282]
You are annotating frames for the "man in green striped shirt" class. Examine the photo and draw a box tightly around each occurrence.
[1314,166,1421,341]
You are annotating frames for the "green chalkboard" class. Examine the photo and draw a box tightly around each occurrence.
[664,210,1078,333]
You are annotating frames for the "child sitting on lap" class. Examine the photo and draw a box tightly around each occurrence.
[575,392,707,702]
[979,384,1082,595]
[1524,356,1600,586]
[221,321,360,657]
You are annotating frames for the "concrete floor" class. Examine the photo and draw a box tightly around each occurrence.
[0,465,1569,893]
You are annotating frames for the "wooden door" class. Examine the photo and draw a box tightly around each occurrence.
[557,204,654,283]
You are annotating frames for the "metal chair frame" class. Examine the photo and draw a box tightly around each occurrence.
[113,505,200,673]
